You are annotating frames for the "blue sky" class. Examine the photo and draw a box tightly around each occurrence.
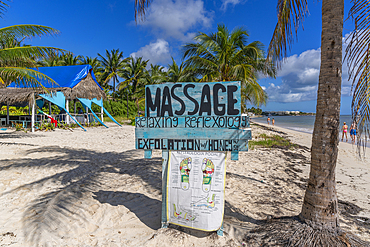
[2,0,355,114]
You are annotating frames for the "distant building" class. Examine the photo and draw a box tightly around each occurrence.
[263,110,302,116]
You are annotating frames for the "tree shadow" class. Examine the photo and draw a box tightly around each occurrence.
[225,200,264,225]
[92,190,161,230]
[0,132,45,139]
[226,172,264,183]
[0,146,162,245]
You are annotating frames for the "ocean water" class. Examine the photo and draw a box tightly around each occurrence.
[251,115,354,134]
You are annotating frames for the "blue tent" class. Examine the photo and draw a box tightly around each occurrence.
[6,65,120,131]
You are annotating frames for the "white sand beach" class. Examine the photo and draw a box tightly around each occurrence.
[0,122,369,246]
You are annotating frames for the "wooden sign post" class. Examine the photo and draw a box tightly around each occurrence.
[135,81,251,235]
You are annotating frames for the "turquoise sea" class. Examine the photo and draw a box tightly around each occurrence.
[251,115,354,134]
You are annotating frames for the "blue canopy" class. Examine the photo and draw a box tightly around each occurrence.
[7,65,103,90]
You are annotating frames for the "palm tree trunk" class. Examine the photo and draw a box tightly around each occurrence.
[113,77,116,101]
[300,0,343,229]
[127,90,129,119]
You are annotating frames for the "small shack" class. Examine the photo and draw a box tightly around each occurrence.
[0,65,120,131]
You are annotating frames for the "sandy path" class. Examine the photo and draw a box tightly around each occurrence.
[0,122,368,246]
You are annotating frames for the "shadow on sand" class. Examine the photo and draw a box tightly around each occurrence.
[93,190,162,230]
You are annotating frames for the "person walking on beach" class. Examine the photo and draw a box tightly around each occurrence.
[267,117,270,125]
[272,118,275,126]
[350,122,357,144]
[341,122,348,142]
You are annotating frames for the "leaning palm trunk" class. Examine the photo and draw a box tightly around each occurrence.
[300,0,343,228]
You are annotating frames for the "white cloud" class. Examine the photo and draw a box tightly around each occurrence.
[137,0,213,42]
[265,42,353,103]
[221,0,243,11]
[131,39,172,65]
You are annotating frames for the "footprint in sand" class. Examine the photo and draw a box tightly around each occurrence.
[202,158,214,192]
[179,157,191,190]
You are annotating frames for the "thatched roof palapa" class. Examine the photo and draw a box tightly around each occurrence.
[0,66,106,106]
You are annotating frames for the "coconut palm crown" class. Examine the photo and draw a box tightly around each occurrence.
[183,24,276,110]
[98,49,127,99]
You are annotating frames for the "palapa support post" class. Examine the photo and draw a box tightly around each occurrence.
[49,102,52,115]
[6,102,9,125]
[101,105,104,122]
[86,107,89,125]
[161,150,169,228]
[31,94,35,133]
[66,99,70,125]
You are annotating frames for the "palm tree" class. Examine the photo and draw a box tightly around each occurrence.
[183,24,275,109]
[118,56,149,115]
[37,50,65,67]
[166,57,196,82]
[98,49,127,100]
[0,24,65,86]
[79,56,102,75]
[60,53,82,66]
[262,0,370,244]
[147,64,167,84]
[267,0,343,231]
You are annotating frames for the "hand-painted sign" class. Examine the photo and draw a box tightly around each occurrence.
[136,81,251,160]
[135,116,249,129]
[135,128,251,151]
[135,81,252,236]
[145,81,240,117]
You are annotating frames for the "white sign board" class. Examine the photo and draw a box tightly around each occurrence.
[166,151,226,231]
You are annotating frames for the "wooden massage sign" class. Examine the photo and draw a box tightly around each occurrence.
[135,81,251,234]
[135,81,251,160]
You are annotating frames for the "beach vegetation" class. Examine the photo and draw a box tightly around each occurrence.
[249,134,297,150]
[247,107,262,115]
[35,121,55,131]
[102,99,140,119]
[13,122,24,131]
[0,105,28,115]
[182,24,276,112]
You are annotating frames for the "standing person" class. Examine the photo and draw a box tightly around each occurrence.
[341,122,348,142]
[267,117,270,125]
[77,107,83,114]
[350,122,356,144]
[272,118,275,126]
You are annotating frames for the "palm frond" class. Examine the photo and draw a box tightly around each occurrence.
[183,23,275,106]
[0,25,60,43]
[135,0,151,22]
[0,46,66,63]
[0,67,57,89]
[267,0,309,64]
[0,1,9,19]
[347,0,370,155]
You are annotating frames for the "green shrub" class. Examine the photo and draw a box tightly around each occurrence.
[249,134,297,150]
